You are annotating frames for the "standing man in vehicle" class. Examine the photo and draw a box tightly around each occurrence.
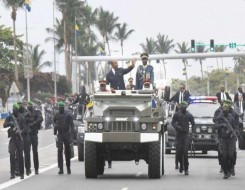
[126,77,136,90]
[135,53,154,90]
[171,101,195,175]
[28,101,43,174]
[214,102,237,179]
[169,83,191,105]
[216,85,232,104]
[106,59,136,90]
[54,102,74,174]
[4,104,25,179]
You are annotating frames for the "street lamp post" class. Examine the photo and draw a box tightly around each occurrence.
[206,66,213,96]
[53,1,57,103]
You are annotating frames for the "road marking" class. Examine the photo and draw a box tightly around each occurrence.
[121,188,128,190]
[135,172,142,177]
[0,156,78,190]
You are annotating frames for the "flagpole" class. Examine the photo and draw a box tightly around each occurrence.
[75,16,78,93]
[25,2,30,101]
[53,1,57,103]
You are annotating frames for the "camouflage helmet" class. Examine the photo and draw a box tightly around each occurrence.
[179,101,188,107]
[13,104,19,110]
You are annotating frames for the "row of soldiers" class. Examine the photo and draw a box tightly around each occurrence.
[3,101,43,179]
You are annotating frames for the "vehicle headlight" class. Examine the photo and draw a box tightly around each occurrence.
[88,123,97,131]
[141,123,147,130]
[98,123,103,130]
[201,125,207,131]
[196,127,201,133]
[207,127,213,133]
[78,126,85,133]
[105,117,110,122]
[134,117,139,122]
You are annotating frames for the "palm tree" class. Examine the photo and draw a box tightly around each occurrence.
[175,42,191,90]
[140,37,157,54]
[214,45,227,70]
[31,45,52,72]
[155,34,174,79]
[114,23,134,56]
[2,0,25,91]
[195,42,208,80]
[96,7,119,55]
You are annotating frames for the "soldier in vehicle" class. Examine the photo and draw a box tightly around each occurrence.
[53,102,74,174]
[99,80,109,92]
[171,101,195,175]
[4,104,25,179]
[28,101,43,175]
[17,101,31,176]
[214,102,237,179]
[126,77,136,90]
[135,53,154,90]
[106,59,136,90]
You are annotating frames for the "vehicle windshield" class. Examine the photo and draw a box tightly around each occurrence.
[187,103,219,118]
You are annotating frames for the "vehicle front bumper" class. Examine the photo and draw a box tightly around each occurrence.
[85,132,159,143]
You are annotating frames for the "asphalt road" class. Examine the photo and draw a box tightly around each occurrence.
[0,128,244,190]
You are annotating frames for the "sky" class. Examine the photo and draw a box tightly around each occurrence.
[0,0,245,82]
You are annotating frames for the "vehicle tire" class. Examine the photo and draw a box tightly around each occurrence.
[165,149,171,154]
[97,157,105,175]
[78,143,84,161]
[85,142,97,178]
[202,150,208,154]
[148,141,161,179]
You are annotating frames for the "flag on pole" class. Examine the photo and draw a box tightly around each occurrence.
[25,0,31,12]
[75,24,79,31]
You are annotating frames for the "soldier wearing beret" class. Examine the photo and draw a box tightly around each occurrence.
[4,104,25,179]
[126,77,135,90]
[99,80,108,92]
[135,53,154,90]
[27,101,43,175]
[171,101,195,176]
[54,102,74,174]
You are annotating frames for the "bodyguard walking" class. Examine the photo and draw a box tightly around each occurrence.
[171,101,195,175]
[54,102,74,174]
[4,104,25,179]
[27,101,43,174]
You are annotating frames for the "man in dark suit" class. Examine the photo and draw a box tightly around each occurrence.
[216,86,232,104]
[234,87,245,102]
[106,59,136,90]
[135,53,154,90]
[169,83,191,105]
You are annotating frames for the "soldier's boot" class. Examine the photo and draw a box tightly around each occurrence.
[15,171,20,176]
[26,169,31,176]
[223,173,229,179]
[219,166,223,173]
[20,175,24,179]
[108,161,112,169]
[184,170,189,176]
[230,166,235,176]
[10,174,15,179]
[58,168,64,175]
[179,164,183,173]
[35,169,39,175]
[67,167,71,174]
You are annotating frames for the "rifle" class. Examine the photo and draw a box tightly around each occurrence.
[11,115,22,138]
[222,117,238,138]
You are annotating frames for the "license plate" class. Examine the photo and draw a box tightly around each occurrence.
[198,134,211,139]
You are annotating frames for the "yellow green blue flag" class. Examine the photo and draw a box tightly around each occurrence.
[25,0,31,12]
[75,24,79,31]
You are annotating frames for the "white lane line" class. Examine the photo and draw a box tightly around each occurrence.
[135,172,142,177]
[0,156,78,190]
[121,188,128,190]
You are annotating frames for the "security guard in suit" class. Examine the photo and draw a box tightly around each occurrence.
[135,53,154,90]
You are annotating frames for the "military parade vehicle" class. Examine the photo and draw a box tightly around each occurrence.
[84,89,169,179]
